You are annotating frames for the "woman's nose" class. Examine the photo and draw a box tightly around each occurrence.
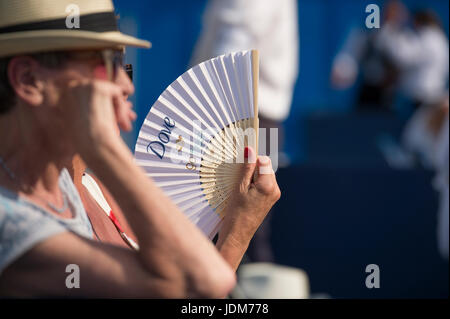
[116,67,135,99]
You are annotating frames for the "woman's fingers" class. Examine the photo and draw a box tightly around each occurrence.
[253,156,281,200]
[239,146,257,193]
[257,156,274,175]
[112,94,132,132]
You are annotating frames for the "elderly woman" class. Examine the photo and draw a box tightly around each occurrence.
[0,0,280,297]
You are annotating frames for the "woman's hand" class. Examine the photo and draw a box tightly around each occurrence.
[56,78,134,157]
[216,146,281,270]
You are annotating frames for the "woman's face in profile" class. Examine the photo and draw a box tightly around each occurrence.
[28,50,136,145]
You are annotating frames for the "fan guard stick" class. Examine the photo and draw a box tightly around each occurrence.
[251,49,259,156]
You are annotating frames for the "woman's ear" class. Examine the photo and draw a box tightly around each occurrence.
[7,56,45,107]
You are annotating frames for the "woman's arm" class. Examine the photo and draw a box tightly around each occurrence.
[1,79,237,298]
[83,133,237,296]
[0,231,230,298]
[216,148,281,270]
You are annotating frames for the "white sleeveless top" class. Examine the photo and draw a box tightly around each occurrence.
[0,168,93,274]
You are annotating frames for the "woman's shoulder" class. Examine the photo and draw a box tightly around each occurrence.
[0,169,93,274]
[0,186,67,274]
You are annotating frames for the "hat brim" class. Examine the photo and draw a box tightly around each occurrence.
[0,30,151,58]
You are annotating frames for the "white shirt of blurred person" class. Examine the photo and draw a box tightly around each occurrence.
[402,95,449,260]
[331,0,409,110]
[435,115,449,260]
[377,10,449,107]
[190,0,299,130]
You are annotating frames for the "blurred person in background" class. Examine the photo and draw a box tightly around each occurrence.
[378,9,449,110]
[434,110,448,261]
[190,0,299,263]
[387,9,449,260]
[434,107,448,261]
[331,0,409,112]
[379,7,449,260]
[402,94,449,168]
[402,94,449,260]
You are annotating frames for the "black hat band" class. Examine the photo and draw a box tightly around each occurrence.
[0,11,118,34]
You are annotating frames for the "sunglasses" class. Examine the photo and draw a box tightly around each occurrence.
[101,49,133,81]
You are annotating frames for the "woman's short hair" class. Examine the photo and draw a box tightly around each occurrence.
[0,52,70,115]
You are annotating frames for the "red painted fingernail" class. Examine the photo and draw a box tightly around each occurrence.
[244,147,249,158]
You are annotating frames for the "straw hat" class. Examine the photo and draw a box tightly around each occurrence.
[0,0,151,58]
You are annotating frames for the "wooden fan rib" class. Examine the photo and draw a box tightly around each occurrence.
[166,171,238,199]
[200,179,236,195]
[202,116,257,162]
[251,50,259,153]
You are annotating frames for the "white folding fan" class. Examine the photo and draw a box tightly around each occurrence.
[134,50,259,239]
